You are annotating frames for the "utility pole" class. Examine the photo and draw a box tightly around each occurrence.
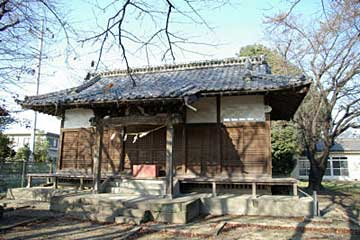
[23,21,44,187]
[29,21,44,161]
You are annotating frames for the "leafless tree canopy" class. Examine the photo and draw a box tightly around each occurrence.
[266,0,360,190]
[0,0,73,94]
[80,0,228,86]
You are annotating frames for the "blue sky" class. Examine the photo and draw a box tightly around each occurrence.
[5,0,319,134]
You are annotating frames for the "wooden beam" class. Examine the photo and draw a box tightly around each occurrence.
[166,120,174,198]
[103,114,183,127]
[93,119,104,193]
[104,115,167,126]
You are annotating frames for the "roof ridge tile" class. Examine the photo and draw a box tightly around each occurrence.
[96,56,267,77]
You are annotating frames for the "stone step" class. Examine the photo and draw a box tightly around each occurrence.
[115,216,143,225]
[111,187,164,196]
[118,208,150,219]
[111,181,165,191]
[113,179,166,185]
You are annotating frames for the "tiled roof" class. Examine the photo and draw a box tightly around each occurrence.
[317,138,360,152]
[20,56,310,108]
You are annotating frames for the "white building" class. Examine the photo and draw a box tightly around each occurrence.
[293,138,360,181]
[4,130,59,162]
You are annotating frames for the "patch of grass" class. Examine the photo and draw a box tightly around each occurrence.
[298,180,360,195]
[297,181,308,188]
[321,181,360,195]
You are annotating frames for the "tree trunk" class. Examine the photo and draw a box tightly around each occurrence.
[308,162,325,191]
[308,150,329,191]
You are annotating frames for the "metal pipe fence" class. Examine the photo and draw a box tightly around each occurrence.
[0,161,55,192]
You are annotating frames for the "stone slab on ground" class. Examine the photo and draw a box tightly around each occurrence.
[6,187,87,202]
[50,192,202,224]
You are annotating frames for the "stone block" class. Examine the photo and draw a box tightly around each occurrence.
[115,216,143,225]
[150,199,200,224]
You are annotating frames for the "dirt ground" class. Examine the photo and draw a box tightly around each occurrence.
[1,183,359,240]
[0,213,356,240]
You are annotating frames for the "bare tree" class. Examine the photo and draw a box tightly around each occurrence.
[0,0,73,95]
[266,0,360,190]
[80,0,228,86]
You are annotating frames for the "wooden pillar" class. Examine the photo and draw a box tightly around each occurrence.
[212,181,217,197]
[27,176,32,188]
[53,177,58,189]
[93,119,104,193]
[293,183,298,196]
[216,95,222,173]
[265,113,272,177]
[166,121,174,199]
[252,182,257,198]
[120,126,125,172]
[58,112,65,171]
[80,177,84,190]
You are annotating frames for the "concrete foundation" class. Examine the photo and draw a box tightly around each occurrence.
[50,193,132,223]
[134,195,202,224]
[200,194,314,217]
[6,187,314,224]
[50,192,201,224]
[6,187,84,202]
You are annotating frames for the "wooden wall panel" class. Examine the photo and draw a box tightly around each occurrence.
[173,125,185,175]
[59,128,94,173]
[58,121,271,178]
[101,127,122,174]
[221,122,270,177]
[124,125,166,172]
[186,125,220,176]
[59,127,122,174]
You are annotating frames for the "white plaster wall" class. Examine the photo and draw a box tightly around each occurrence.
[186,97,217,123]
[221,95,265,122]
[347,154,360,181]
[63,108,94,129]
[292,153,360,181]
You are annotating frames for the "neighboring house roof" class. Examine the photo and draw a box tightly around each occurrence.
[19,56,311,119]
[316,138,360,152]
